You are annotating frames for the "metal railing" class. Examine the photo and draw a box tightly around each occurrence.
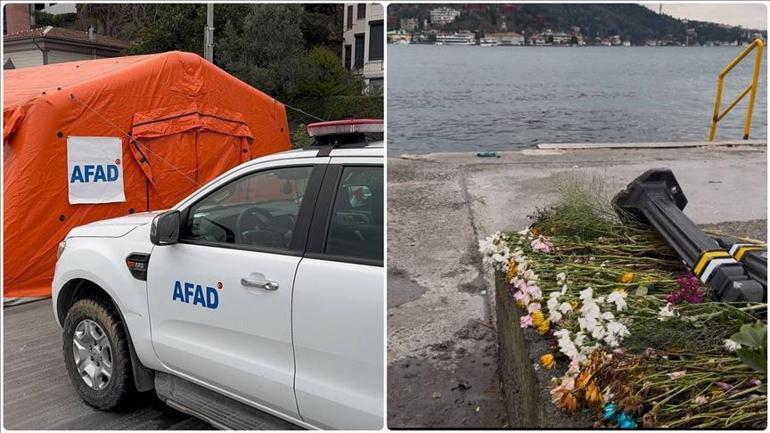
[708,39,764,141]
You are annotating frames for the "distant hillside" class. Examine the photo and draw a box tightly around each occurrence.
[389,4,764,45]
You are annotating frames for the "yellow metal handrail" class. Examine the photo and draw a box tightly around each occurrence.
[708,39,764,141]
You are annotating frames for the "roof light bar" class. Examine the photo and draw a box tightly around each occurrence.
[306,119,383,137]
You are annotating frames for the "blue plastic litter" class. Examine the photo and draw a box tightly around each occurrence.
[476,151,500,158]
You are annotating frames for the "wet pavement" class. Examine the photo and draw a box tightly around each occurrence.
[387,160,508,428]
[3,299,213,430]
[387,144,767,428]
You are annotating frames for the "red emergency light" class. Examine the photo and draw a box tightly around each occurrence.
[306,119,383,137]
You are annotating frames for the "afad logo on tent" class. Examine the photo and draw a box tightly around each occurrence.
[70,159,121,183]
[66,136,126,205]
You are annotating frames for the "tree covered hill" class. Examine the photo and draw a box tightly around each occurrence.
[389,4,765,45]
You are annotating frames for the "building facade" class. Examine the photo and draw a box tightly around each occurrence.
[4,3,77,35]
[342,3,384,92]
[4,26,129,69]
[486,32,524,46]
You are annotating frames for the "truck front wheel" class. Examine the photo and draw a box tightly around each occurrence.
[63,298,134,410]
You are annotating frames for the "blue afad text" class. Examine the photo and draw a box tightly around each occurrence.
[172,281,220,309]
[70,164,120,183]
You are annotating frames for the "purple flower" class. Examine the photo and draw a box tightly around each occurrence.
[666,273,705,305]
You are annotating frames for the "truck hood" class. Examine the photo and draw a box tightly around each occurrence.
[67,211,165,238]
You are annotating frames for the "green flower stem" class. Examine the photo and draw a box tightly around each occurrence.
[496,216,766,428]
[725,410,767,428]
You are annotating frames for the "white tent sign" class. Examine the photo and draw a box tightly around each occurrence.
[67,136,126,204]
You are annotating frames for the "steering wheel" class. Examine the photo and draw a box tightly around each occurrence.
[235,206,277,244]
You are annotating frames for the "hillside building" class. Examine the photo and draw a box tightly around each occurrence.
[429,7,461,26]
[400,17,418,32]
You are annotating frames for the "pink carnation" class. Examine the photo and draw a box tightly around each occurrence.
[512,278,527,291]
[527,302,541,313]
[513,290,530,305]
[530,235,554,253]
[526,284,542,300]
[520,315,533,328]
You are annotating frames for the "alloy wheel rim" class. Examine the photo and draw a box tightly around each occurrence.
[72,319,113,390]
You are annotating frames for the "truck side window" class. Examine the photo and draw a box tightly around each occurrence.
[324,166,383,261]
[183,166,313,250]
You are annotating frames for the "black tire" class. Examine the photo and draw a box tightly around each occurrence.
[63,298,135,410]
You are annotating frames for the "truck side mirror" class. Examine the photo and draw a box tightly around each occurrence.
[151,210,181,245]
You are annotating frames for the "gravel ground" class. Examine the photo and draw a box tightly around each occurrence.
[701,219,767,241]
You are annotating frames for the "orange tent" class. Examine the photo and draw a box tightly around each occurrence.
[3,51,290,299]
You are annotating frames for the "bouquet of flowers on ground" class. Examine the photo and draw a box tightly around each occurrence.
[479,177,766,428]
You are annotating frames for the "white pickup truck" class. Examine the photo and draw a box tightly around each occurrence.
[52,120,384,430]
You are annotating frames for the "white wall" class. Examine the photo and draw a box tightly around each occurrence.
[3,50,43,68]
[42,3,77,14]
[48,50,95,64]
[342,3,384,85]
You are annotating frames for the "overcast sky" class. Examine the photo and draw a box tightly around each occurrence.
[642,3,767,30]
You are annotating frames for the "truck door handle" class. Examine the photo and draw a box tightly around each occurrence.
[240,273,279,291]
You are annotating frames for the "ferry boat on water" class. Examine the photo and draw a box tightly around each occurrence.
[435,32,475,46]
[479,37,500,47]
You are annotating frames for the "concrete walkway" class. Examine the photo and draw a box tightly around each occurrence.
[386,144,767,428]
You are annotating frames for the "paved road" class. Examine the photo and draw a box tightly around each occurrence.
[3,299,213,430]
[387,155,509,428]
[387,144,767,428]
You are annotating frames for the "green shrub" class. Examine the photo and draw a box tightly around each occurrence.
[295,47,364,98]
[33,11,77,28]
[290,95,383,123]
[291,124,313,149]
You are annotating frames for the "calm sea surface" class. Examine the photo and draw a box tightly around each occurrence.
[387,45,767,154]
